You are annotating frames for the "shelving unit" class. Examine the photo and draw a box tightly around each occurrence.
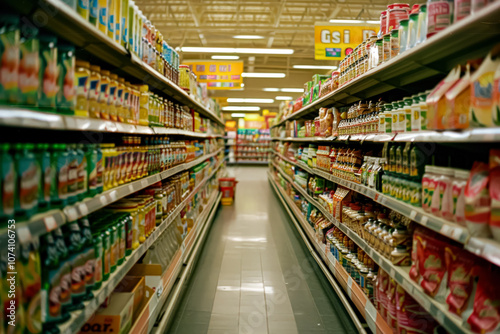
[270,1,500,128]
[269,163,473,334]
[269,173,391,334]
[56,157,225,334]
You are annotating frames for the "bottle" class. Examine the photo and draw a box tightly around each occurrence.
[79,217,96,298]
[76,144,87,200]
[92,231,103,290]
[18,23,39,107]
[38,34,58,110]
[0,143,15,222]
[66,144,78,204]
[56,44,76,115]
[77,0,90,20]
[75,60,90,117]
[64,222,90,307]
[88,65,102,118]
[52,228,76,313]
[14,143,38,218]
[35,143,51,211]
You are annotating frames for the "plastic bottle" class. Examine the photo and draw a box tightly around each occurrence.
[56,45,76,114]
[89,0,98,26]
[63,223,88,308]
[108,73,118,121]
[0,14,20,104]
[403,97,413,132]
[92,231,103,289]
[99,70,110,119]
[417,4,427,45]
[75,60,90,117]
[76,144,87,200]
[14,143,38,218]
[88,65,102,118]
[85,144,98,196]
[0,143,15,222]
[35,143,51,211]
[79,217,96,297]
[52,228,76,313]
[107,0,115,39]
[18,23,39,107]
[38,34,58,110]
[67,144,78,204]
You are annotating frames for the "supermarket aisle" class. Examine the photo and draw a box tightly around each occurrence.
[169,166,358,334]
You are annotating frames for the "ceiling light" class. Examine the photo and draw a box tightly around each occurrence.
[275,96,293,100]
[180,47,294,55]
[231,113,246,117]
[233,35,265,39]
[241,83,245,87]
[211,55,240,60]
[281,88,304,93]
[263,88,279,92]
[227,98,274,103]
[242,72,286,78]
[329,19,379,24]
[223,106,261,111]
[293,65,338,70]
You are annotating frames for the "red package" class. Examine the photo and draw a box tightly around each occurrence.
[490,149,500,241]
[467,265,500,333]
[445,246,476,316]
[409,228,423,283]
[417,231,448,299]
[376,268,390,319]
[386,278,398,333]
[465,161,492,238]
[396,284,439,334]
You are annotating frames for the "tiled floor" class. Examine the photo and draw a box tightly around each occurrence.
[168,167,358,334]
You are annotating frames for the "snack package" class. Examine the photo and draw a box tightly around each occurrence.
[490,149,500,241]
[427,65,461,130]
[396,284,439,334]
[376,268,390,319]
[409,227,422,283]
[416,229,448,300]
[465,162,492,238]
[494,57,500,125]
[466,264,500,333]
[445,63,472,129]
[445,246,476,316]
[386,278,398,332]
[471,52,499,127]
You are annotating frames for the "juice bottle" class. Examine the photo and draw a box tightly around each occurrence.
[40,233,70,331]
[66,144,78,204]
[116,77,125,122]
[85,144,98,197]
[99,70,110,119]
[98,0,107,34]
[56,45,76,115]
[76,144,87,200]
[0,143,15,222]
[91,231,103,290]
[50,144,68,208]
[107,0,115,39]
[52,228,74,314]
[120,0,129,47]
[38,34,58,110]
[35,143,51,211]
[77,0,90,20]
[78,218,95,298]
[0,14,20,104]
[14,143,38,218]
[74,60,90,117]
[108,73,118,121]
[89,0,98,26]
[18,238,42,334]
[88,65,101,118]
[18,23,39,107]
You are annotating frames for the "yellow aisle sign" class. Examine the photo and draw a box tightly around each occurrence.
[314,24,378,60]
[182,61,244,90]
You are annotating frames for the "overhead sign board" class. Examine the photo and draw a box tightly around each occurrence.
[314,23,378,60]
[182,60,244,90]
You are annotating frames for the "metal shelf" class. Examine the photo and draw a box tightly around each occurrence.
[4,148,223,245]
[269,165,474,334]
[0,108,224,136]
[271,127,500,143]
[272,150,500,267]
[56,158,225,334]
[271,1,500,128]
[14,0,224,125]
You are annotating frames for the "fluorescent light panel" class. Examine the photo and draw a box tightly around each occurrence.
[211,55,240,60]
[223,106,261,111]
[231,113,246,117]
[281,88,304,93]
[275,96,293,100]
[242,72,286,78]
[233,35,264,39]
[227,98,274,103]
[329,19,379,24]
[180,47,294,55]
[263,88,279,92]
[293,65,338,70]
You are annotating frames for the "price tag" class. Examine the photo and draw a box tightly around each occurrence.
[413,290,431,310]
[440,224,452,237]
[141,179,148,188]
[66,207,78,222]
[44,216,57,232]
[128,184,135,192]
[401,278,413,293]
[99,196,108,206]
[389,267,395,278]
[420,216,428,226]
[79,204,89,216]
[84,304,94,320]
[409,210,417,220]
[109,191,117,201]
[347,277,353,298]
[17,227,31,243]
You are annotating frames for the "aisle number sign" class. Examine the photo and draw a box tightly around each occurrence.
[314,24,378,60]
[183,61,244,90]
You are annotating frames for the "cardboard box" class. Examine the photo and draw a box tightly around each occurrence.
[80,292,134,334]
[115,276,146,321]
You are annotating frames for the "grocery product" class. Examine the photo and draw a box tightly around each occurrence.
[465,162,492,238]
[0,14,20,104]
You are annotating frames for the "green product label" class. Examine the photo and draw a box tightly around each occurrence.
[406,113,412,132]
[15,154,38,215]
[39,48,58,109]
[19,38,40,106]
[57,55,75,111]
[0,28,20,103]
[93,237,103,285]
[1,154,15,218]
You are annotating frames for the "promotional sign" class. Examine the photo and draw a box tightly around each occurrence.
[314,23,378,60]
[182,61,244,90]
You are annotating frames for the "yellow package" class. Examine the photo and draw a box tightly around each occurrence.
[470,51,500,127]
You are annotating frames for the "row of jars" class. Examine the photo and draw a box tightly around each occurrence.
[342,205,412,266]
[326,227,378,302]
[76,61,191,129]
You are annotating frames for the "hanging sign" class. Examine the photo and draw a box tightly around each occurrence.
[314,23,378,60]
[182,60,244,90]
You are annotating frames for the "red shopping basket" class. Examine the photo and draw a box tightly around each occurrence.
[219,177,238,205]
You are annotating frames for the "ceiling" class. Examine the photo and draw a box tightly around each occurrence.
[135,0,415,112]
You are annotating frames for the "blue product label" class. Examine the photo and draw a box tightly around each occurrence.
[122,27,128,43]
[89,79,98,91]
[78,0,88,10]
[115,23,120,39]
[89,0,98,17]
[99,8,107,25]
[108,15,115,32]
